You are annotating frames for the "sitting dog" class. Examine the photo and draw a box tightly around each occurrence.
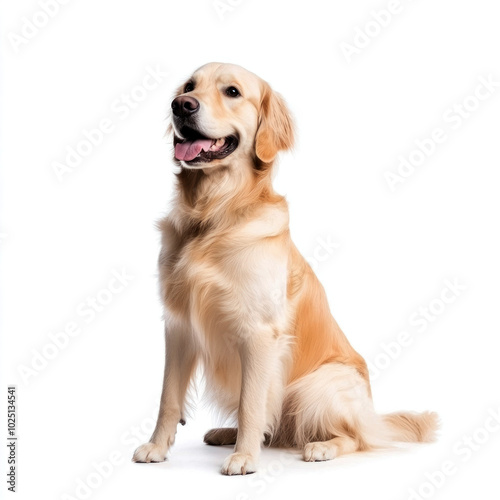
[132,62,438,475]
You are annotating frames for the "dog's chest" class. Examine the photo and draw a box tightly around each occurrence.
[161,230,240,320]
[160,221,288,334]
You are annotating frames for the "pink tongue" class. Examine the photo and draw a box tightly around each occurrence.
[175,139,214,161]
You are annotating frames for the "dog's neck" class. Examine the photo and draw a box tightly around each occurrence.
[171,159,282,234]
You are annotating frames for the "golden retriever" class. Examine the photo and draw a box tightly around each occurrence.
[132,62,438,475]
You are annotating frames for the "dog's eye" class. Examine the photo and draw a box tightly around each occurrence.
[225,86,240,98]
[184,81,195,93]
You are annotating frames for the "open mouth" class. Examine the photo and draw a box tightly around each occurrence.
[173,127,238,164]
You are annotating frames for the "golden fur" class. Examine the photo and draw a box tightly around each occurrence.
[133,63,438,475]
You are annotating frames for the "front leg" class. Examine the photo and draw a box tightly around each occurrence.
[221,329,280,475]
[133,320,197,463]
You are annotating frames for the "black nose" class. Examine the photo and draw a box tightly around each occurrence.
[171,96,200,117]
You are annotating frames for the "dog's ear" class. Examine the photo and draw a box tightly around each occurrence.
[255,84,295,163]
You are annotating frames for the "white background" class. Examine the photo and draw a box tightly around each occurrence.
[1,0,500,499]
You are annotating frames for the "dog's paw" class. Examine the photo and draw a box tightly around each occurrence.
[303,441,337,462]
[221,452,257,475]
[132,442,168,463]
[204,427,238,446]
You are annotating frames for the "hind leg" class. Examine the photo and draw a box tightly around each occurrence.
[204,428,237,446]
[303,435,358,462]
[277,362,379,460]
[204,428,273,446]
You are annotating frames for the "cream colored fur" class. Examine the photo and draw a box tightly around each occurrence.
[132,62,438,475]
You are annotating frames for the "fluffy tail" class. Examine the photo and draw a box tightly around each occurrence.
[383,411,440,443]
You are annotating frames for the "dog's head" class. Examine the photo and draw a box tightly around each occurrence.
[170,62,294,169]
